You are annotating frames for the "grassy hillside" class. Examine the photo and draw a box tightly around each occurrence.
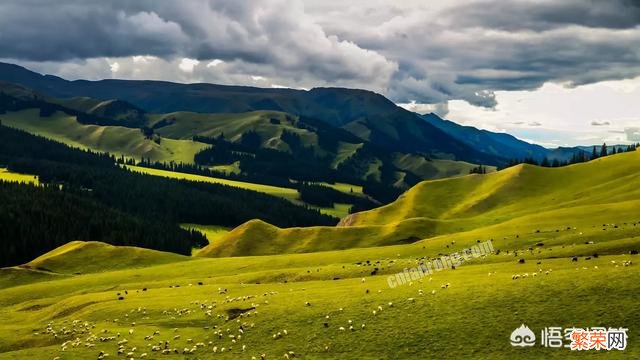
[0,168,38,185]
[201,150,640,257]
[26,241,189,275]
[127,165,357,219]
[149,111,321,153]
[348,149,640,227]
[393,153,495,181]
[126,165,300,201]
[1,151,639,359]
[0,109,209,163]
[196,218,440,257]
[1,231,637,358]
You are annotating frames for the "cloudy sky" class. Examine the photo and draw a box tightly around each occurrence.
[1,0,639,146]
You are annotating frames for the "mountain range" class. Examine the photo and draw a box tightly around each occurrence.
[0,62,589,167]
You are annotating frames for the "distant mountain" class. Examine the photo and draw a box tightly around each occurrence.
[419,113,593,163]
[419,113,549,161]
[0,61,502,166]
[0,81,492,207]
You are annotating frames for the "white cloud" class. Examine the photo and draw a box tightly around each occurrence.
[207,59,224,68]
[178,58,199,73]
[444,77,640,146]
[2,0,640,145]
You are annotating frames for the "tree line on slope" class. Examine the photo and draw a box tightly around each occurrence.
[505,143,638,168]
[0,124,337,267]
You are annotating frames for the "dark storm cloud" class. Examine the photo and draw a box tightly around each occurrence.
[0,0,639,107]
[449,0,640,31]
[0,0,396,87]
[0,1,187,61]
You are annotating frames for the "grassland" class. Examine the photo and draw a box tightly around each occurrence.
[394,154,496,180]
[204,150,640,257]
[149,111,321,154]
[331,142,363,169]
[0,230,637,359]
[0,110,209,164]
[126,165,300,202]
[0,168,38,185]
[2,152,638,359]
[126,165,358,219]
[181,224,231,255]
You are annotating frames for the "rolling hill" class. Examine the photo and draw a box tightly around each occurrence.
[199,149,640,257]
[0,61,505,166]
[25,241,189,275]
[0,81,490,208]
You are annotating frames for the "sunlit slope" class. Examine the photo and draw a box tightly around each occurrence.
[394,153,495,178]
[1,235,638,358]
[0,109,209,163]
[201,150,640,256]
[149,111,320,153]
[196,218,440,257]
[346,149,640,227]
[26,241,189,275]
[0,168,38,185]
[126,165,300,201]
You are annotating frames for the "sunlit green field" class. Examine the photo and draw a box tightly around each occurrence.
[1,110,209,164]
[2,152,638,359]
[126,166,357,219]
[209,150,640,256]
[126,165,300,202]
[0,168,38,185]
[0,233,637,359]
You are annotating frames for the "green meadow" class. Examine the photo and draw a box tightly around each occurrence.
[0,168,38,185]
[0,110,209,164]
[1,150,638,359]
[126,166,358,219]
